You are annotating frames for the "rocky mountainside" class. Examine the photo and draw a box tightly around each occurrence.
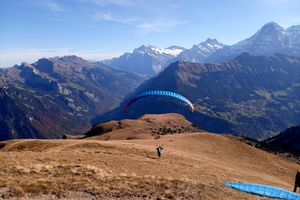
[0,56,145,140]
[104,45,185,76]
[94,53,300,140]
[262,126,300,156]
[175,38,227,63]
[209,22,300,62]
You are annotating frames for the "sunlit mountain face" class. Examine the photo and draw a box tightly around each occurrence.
[0,56,145,140]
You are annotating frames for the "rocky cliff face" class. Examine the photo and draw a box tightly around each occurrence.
[0,56,145,140]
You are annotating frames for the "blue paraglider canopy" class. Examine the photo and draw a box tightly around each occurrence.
[125,90,194,112]
[225,182,300,200]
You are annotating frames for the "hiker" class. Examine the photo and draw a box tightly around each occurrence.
[294,171,300,193]
[156,145,164,158]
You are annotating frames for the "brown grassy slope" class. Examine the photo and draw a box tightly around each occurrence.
[0,133,299,199]
[83,113,200,140]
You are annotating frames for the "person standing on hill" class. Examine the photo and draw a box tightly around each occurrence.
[156,145,164,158]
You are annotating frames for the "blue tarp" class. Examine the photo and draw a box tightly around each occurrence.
[225,182,300,200]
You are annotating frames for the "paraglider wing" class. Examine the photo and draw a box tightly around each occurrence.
[225,182,300,199]
[125,90,194,112]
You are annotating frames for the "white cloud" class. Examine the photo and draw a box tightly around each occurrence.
[95,12,139,25]
[137,18,186,33]
[83,0,185,33]
[43,0,64,12]
[98,13,113,21]
[0,48,122,68]
[95,12,185,33]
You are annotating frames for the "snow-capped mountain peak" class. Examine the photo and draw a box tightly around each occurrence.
[252,21,286,39]
[108,44,185,76]
[175,38,227,63]
[259,21,284,31]
[287,25,300,32]
[167,45,186,50]
[207,22,300,62]
[150,46,184,56]
[104,21,300,75]
[287,25,300,47]
[197,38,226,51]
[133,45,184,57]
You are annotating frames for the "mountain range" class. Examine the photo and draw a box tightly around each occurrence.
[94,53,300,140]
[0,56,144,140]
[105,22,300,77]
[175,38,226,63]
[208,22,300,62]
[103,45,185,76]
[0,21,300,141]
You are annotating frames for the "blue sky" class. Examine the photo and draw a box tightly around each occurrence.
[0,0,300,67]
